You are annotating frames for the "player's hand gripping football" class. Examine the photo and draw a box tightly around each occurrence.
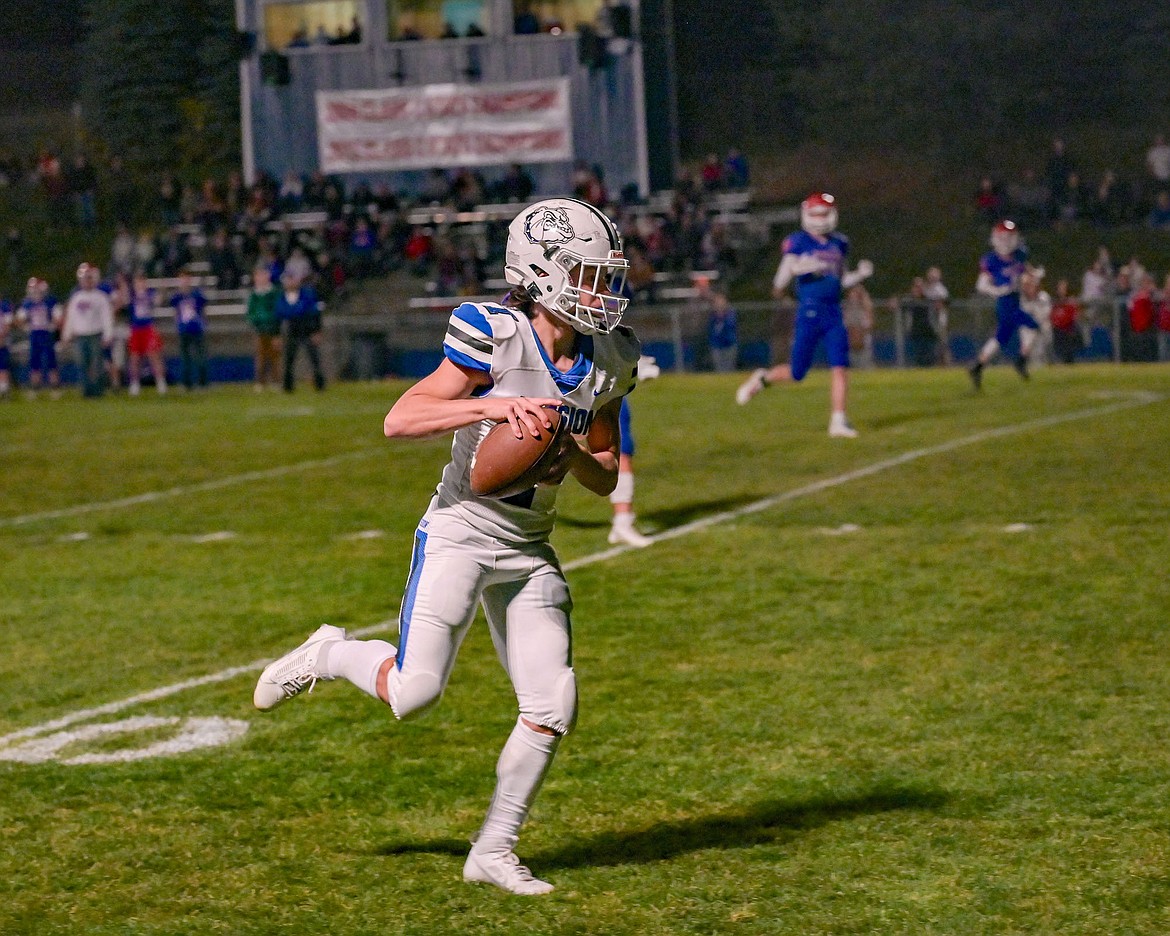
[487,396,563,440]
[535,429,586,487]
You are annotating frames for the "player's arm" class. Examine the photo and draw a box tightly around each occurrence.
[976,270,1012,298]
[542,397,621,497]
[842,259,874,289]
[383,357,561,441]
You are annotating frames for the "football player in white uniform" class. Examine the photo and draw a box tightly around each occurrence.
[254,198,641,896]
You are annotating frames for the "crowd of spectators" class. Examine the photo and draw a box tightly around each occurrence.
[975,135,1170,231]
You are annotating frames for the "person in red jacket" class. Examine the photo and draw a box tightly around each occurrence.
[1049,279,1082,364]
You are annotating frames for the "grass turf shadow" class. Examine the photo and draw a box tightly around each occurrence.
[556,494,766,532]
[374,785,950,868]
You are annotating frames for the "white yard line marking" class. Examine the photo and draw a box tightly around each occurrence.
[1,391,1163,744]
[0,448,384,528]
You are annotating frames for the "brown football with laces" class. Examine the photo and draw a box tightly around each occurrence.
[469,409,566,498]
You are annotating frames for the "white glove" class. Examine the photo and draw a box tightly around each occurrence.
[637,355,661,381]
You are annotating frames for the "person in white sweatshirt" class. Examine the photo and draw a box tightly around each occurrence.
[61,262,114,398]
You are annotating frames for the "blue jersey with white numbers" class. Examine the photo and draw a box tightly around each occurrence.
[980,247,1028,317]
[782,229,850,313]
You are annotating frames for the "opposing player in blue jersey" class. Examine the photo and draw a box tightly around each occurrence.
[736,192,873,437]
[254,197,640,896]
[0,298,13,399]
[968,219,1044,390]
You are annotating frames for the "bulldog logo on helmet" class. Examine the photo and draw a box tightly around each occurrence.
[523,206,576,246]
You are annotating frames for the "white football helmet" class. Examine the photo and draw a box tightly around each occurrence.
[991,219,1020,256]
[801,192,838,236]
[504,197,629,334]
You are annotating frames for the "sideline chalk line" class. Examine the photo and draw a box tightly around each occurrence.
[1,391,1163,746]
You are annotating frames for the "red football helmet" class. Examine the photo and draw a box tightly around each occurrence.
[991,220,1020,256]
[801,192,838,236]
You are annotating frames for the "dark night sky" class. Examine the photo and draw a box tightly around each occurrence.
[2,1,83,109]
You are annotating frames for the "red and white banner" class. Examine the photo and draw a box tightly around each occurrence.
[316,78,572,173]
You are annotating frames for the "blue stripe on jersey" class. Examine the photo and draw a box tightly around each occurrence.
[453,302,494,337]
[396,528,428,671]
[443,343,492,372]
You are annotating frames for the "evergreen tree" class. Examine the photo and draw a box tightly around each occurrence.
[79,0,239,176]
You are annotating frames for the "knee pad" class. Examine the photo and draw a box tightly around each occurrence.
[553,668,579,735]
[387,668,445,721]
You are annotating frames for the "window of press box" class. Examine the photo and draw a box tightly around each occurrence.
[264,1,364,50]
[385,0,605,40]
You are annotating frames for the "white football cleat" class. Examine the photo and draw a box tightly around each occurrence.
[608,516,653,548]
[253,624,346,710]
[736,369,767,405]
[463,849,554,896]
[828,420,859,439]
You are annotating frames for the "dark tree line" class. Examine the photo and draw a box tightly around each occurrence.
[672,0,1170,161]
[79,0,240,176]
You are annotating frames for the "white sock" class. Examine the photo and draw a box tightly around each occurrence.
[613,512,637,530]
[473,718,560,856]
[831,411,848,426]
[319,638,396,700]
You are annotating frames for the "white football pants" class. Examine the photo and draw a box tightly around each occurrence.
[387,505,578,735]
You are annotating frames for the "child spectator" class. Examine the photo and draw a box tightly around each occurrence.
[1050,279,1082,364]
[246,266,281,391]
[17,277,62,398]
[169,269,209,390]
[705,287,738,372]
[277,270,325,393]
[126,272,168,395]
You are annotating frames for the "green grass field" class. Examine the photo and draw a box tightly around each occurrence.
[2,364,1169,935]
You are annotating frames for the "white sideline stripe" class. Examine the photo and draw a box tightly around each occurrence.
[1,391,1163,745]
[0,448,384,528]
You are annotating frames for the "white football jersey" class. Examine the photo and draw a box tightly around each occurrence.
[435,301,640,543]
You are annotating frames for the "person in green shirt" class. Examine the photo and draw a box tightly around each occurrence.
[246,265,281,391]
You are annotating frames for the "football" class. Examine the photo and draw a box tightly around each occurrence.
[469,410,566,498]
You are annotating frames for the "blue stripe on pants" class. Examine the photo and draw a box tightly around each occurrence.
[396,528,428,670]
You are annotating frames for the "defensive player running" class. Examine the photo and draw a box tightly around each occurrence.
[254,197,640,896]
[968,219,1044,390]
[735,192,873,437]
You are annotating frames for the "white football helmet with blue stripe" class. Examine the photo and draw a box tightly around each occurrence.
[504,197,629,334]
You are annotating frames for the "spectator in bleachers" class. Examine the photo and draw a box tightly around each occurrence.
[67,154,98,230]
[156,228,193,278]
[723,148,750,190]
[37,150,70,231]
[1050,278,1082,364]
[105,155,136,227]
[134,229,157,276]
[1005,168,1049,228]
[1145,134,1170,196]
[196,178,229,233]
[282,245,314,285]
[347,217,379,279]
[699,218,736,276]
[169,268,209,391]
[276,169,304,212]
[322,180,346,221]
[420,168,452,205]
[246,265,281,392]
[109,223,137,278]
[156,173,182,228]
[224,170,245,221]
[451,169,485,211]
[572,162,607,208]
[496,163,535,203]
[699,153,724,192]
[1045,137,1075,222]
[126,271,167,396]
[624,243,657,303]
[513,1,541,33]
[1091,169,1132,228]
[1147,190,1170,230]
[973,175,1003,222]
[207,227,243,290]
[1053,171,1085,228]
[403,226,434,276]
[705,288,738,372]
[277,269,325,393]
